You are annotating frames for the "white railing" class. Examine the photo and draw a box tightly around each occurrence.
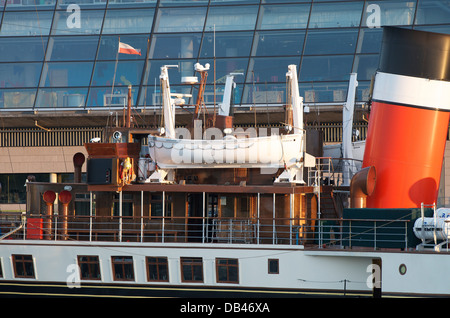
[0,212,413,250]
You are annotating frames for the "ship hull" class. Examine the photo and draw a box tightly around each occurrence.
[0,240,448,298]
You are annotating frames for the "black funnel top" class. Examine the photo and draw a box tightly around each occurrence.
[379,27,450,81]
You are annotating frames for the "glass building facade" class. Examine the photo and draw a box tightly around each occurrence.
[0,0,448,111]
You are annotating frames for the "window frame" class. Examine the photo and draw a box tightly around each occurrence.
[111,256,135,281]
[77,255,101,281]
[12,254,35,279]
[268,258,279,274]
[180,257,204,283]
[146,256,169,282]
[216,258,239,284]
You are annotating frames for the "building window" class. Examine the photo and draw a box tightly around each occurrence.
[180,257,203,283]
[12,254,35,278]
[216,258,239,284]
[77,255,101,280]
[146,257,169,282]
[111,256,135,281]
[268,259,279,274]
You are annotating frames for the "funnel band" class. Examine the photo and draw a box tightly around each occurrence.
[372,72,450,111]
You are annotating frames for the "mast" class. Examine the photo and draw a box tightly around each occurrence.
[342,73,358,186]
[160,65,178,139]
[286,65,303,134]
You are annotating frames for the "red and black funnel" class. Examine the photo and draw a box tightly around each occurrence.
[363,27,450,209]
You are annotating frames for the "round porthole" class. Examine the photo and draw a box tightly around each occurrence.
[399,264,407,275]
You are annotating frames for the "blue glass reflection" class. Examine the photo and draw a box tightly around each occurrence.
[259,4,311,30]
[205,5,258,31]
[304,29,358,55]
[0,37,47,62]
[300,55,353,81]
[0,11,53,36]
[0,62,41,88]
[200,32,253,58]
[415,0,450,25]
[309,2,363,28]
[41,62,94,87]
[92,60,144,86]
[253,30,304,56]
[151,33,202,59]
[155,7,206,33]
[102,8,154,34]
[46,36,98,61]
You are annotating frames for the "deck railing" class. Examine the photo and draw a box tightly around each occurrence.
[0,212,413,250]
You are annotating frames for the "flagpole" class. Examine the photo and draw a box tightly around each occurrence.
[110,36,120,115]
[213,24,216,126]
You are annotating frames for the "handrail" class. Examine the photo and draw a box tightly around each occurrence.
[0,213,414,250]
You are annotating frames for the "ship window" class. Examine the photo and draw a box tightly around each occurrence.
[268,259,279,274]
[77,255,101,280]
[113,193,133,217]
[180,257,203,283]
[150,194,172,218]
[146,257,169,282]
[111,256,135,281]
[12,254,35,278]
[216,258,239,284]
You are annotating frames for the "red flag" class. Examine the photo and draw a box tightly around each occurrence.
[118,42,141,55]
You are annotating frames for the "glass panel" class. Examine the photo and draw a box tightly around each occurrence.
[5,0,55,10]
[0,89,36,108]
[56,0,106,9]
[150,33,202,59]
[138,84,195,107]
[102,8,154,34]
[87,86,138,107]
[415,0,450,25]
[52,9,104,35]
[0,11,52,36]
[97,35,148,60]
[353,54,379,81]
[199,58,248,85]
[414,25,450,35]
[0,37,47,62]
[46,36,98,61]
[200,31,252,58]
[35,87,87,108]
[246,57,299,84]
[362,1,416,27]
[309,2,363,28]
[258,4,310,30]
[211,0,259,4]
[355,28,383,54]
[205,5,258,31]
[356,80,372,102]
[91,60,144,86]
[142,59,197,86]
[107,0,156,8]
[159,0,208,5]
[299,81,349,103]
[0,62,41,87]
[300,55,353,82]
[252,30,304,57]
[155,7,206,33]
[242,82,285,105]
[304,29,358,55]
[41,62,94,87]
